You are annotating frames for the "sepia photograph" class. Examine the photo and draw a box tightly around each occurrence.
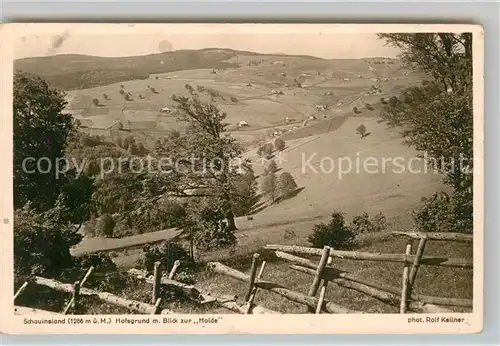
[0,23,483,334]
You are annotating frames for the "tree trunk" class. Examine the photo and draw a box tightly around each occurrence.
[226,208,237,231]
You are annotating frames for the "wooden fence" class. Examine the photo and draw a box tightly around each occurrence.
[15,231,473,315]
[14,260,277,316]
[209,231,473,314]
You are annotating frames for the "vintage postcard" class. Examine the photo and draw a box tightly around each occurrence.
[0,23,483,334]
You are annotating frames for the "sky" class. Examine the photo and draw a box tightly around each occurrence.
[13,24,402,60]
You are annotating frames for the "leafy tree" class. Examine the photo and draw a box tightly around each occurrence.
[307,210,356,250]
[258,143,274,157]
[119,89,125,95]
[158,87,245,232]
[274,138,285,151]
[379,33,473,233]
[13,71,76,211]
[261,171,277,202]
[356,124,367,137]
[184,83,195,94]
[92,98,100,106]
[277,172,298,200]
[124,94,131,101]
[231,164,258,216]
[380,97,387,105]
[103,93,109,100]
[353,106,361,114]
[265,159,278,174]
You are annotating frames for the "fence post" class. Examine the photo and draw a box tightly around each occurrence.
[152,298,162,314]
[408,235,428,298]
[400,241,413,313]
[257,261,267,279]
[152,261,161,304]
[14,281,29,302]
[243,253,261,314]
[63,266,94,315]
[72,281,81,314]
[315,281,328,314]
[168,260,181,280]
[308,246,331,296]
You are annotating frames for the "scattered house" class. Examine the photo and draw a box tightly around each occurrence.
[357,74,363,78]
[342,78,351,82]
[301,84,309,88]
[272,81,281,85]
[237,120,250,128]
[246,83,253,87]
[315,104,328,111]
[308,115,316,120]
[272,130,283,137]
[279,72,287,77]
[271,89,284,95]
[272,60,284,65]
[159,107,171,113]
[368,66,376,72]
[383,77,389,81]
[325,91,333,96]
[302,120,310,127]
[285,116,293,123]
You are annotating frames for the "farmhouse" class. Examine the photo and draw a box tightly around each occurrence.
[237,120,250,128]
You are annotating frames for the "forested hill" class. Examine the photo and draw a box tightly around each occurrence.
[13,48,323,91]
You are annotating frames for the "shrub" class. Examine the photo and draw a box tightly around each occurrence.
[356,124,367,137]
[124,94,130,101]
[138,242,192,275]
[277,172,298,200]
[103,93,109,100]
[274,138,285,151]
[92,98,99,106]
[119,89,125,95]
[14,203,82,277]
[77,253,116,273]
[380,97,387,104]
[120,84,125,88]
[350,212,388,234]
[412,191,470,233]
[230,96,238,103]
[353,106,361,114]
[150,87,157,93]
[307,210,356,249]
[95,213,115,238]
